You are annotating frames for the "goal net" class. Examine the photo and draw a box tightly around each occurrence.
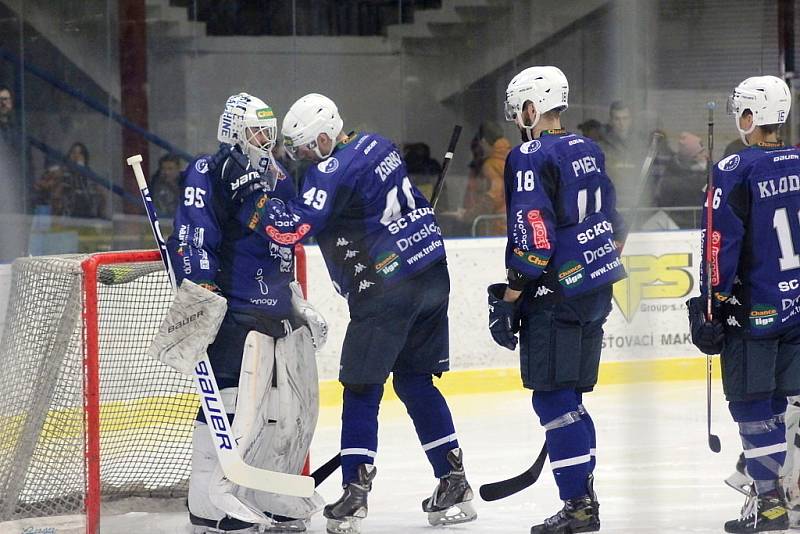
[0,248,307,533]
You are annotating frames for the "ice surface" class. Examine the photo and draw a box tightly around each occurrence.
[1,380,752,533]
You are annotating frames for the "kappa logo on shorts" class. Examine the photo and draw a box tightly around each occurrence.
[318,158,340,174]
[718,154,741,172]
[520,140,541,154]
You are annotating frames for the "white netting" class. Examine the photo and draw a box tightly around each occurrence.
[0,252,196,522]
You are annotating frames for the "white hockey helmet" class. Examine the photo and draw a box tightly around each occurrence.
[281,93,343,161]
[727,75,791,143]
[504,66,569,134]
[217,93,277,174]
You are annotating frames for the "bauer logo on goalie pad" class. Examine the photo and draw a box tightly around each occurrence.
[167,310,204,333]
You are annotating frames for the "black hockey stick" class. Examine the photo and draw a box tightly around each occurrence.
[430,125,463,210]
[704,101,722,454]
[479,442,548,501]
[311,453,341,487]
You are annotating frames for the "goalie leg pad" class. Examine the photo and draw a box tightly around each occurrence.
[234,328,323,519]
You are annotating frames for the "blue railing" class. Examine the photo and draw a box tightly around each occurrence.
[0,46,193,165]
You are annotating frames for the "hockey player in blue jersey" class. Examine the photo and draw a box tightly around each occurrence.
[487,66,627,534]
[164,93,327,533]
[688,75,798,533]
[220,92,476,534]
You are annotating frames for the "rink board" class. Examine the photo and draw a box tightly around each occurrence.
[0,230,708,425]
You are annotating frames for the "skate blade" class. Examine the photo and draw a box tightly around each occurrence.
[326,516,363,534]
[724,470,752,496]
[191,526,257,534]
[263,519,307,532]
[427,500,478,526]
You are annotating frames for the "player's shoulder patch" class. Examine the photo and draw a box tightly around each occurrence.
[717,153,741,172]
[194,158,209,174]
[519,140,542,154]
[317,157,340,174]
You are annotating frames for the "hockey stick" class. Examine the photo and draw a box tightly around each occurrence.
[479,442,548,501]
[311,452,341,487]
[628,131,664,231]
[126,154,315,497]
[703,103,722,454]
[430,125,462,210]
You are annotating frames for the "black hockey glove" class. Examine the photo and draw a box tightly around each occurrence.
[210,143,269,203]
[686,296,724,355]
[487,283,519,351]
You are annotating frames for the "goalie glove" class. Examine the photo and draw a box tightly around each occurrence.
[148,279,228,374]
[290,280,328,352]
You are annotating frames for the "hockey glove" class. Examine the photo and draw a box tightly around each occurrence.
[488,283,519,350]
[686,296,724,355]
[211,143,270,203]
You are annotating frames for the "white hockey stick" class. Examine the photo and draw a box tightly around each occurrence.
[126,154,314,498]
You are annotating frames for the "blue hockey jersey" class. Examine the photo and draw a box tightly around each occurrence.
[166,150,297,318]
[504,130,627,300]
[701,143,800,337]
[238,132,446,300]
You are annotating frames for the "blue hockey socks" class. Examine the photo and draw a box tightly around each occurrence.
[729,399,787,495]
[577,393,596,473]
[393,372,458,478]
[340,384,384,484]
[533,389,591,500]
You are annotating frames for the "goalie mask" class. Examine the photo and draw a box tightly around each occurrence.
[217,93,278,174]
[504,66,569,140]
[281,93,343,161]
[727,75,791,145]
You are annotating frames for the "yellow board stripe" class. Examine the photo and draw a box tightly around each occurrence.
[318,356,721,407]
[0,357,718,446]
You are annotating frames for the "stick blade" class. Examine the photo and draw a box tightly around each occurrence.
[478,443,548,501]
[708,434,721,453]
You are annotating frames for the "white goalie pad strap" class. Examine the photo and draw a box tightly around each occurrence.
[783,400,800,505]
[148,279,227,375]
[233,328,323,519]
[290,281,328,351]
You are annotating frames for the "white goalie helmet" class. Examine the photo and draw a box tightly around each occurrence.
[217,92,277,174]
[281,93,343,161]
[728,75,791,143]
[504,66,569,135]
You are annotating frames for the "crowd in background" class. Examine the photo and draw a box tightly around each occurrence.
[0,78,758,234]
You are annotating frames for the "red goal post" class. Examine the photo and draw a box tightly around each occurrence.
[0,246,308,534]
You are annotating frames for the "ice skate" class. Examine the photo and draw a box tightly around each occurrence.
[421,448,477,526]
[724,487,789,533]
[323,464,377,534]
[189,512,257,533]
[726,452,753,496]
[530,474,599,534]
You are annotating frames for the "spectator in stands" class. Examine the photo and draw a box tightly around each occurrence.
[653,131,707,228]
[598,101,639,207]
[32,163,66,215]
[578,119,604,142]
[59,142,108,219]
[0,85,19,151]
[450,121,510,236]
[403,142,442,201]
[150,153,183,219]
